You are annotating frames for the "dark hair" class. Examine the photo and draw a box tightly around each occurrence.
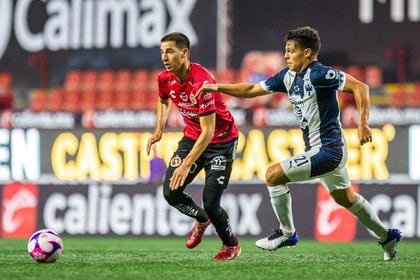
[160,32,190,50]
[285,26,321,56]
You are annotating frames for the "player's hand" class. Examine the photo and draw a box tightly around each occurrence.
[358,124,372,145]
[169,163,190,190]
[146,133,162,155]
[195,83,218,99]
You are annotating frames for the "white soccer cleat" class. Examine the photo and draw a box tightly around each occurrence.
[255,229,298,251]
[379,228,402,261]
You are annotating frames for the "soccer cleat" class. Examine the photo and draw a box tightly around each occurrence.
[213,243,241,260]
[185,219,211,249]
[255,229,298,251]
[379,228,402,261]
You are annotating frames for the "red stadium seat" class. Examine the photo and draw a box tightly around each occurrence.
[64,70,81,93]
[412,83,420,106]
[30,89,47,112]
[129,69,150,110]
[144,70,160,110]
[63,70,82,112]
[62,91,80,112]
[96,70,115,110]
[79,71,98,111]
[364,65,383,88]
[46,88,64,112]
[0,72,13,110]
[114,70,132,110]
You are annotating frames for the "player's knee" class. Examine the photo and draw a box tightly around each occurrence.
[333,196,353,208]
[265,165,285,186]
[163,187,178,206]
[330,188,356,208]
[203,204,221,218]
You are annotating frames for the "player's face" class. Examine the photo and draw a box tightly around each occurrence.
[160,41,188,74]
[284,40,311,73]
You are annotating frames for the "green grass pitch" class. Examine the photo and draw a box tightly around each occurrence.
[0,237,419,279]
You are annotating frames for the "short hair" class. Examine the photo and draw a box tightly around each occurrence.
[160,32,190,50]
[285,26,321,56]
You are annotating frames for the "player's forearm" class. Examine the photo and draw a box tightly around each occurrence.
[154,99,170,133]
[216,83,264,98]
[354,83,370,126]
[183,129,214,168]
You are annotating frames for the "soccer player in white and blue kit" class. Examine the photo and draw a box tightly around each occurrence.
[197,26,401,261]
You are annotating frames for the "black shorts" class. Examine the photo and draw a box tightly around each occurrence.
[165,137,238,189]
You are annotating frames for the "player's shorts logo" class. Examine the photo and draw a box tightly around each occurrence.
[314,183,357,242]
[1,183,39,238]
[210,156,226,171]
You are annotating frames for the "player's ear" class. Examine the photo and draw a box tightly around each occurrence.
[304,48,313,58]
[182,48,189,59]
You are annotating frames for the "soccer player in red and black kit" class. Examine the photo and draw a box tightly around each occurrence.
[146,32,241,260]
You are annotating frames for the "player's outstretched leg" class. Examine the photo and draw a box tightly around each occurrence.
[379,228,402,261]
[185,219,211,249]
[255,229,298,251]
[213,236,241,260]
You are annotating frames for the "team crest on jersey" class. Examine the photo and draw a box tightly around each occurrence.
[211,156,227,171]
[170,155,182,167]
[304,83,314,96]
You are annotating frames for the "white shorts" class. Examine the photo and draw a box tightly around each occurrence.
[280,145,350,192]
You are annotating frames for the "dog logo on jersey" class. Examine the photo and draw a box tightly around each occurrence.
[190,93,197,105]
[211,156,227,171]
[170,155,182,167]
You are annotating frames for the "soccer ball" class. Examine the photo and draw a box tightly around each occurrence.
[27,229,63,263]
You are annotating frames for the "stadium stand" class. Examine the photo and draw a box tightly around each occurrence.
[29,89,47,112]
[113,69,132,110]
[96,70,115,110]
[22,61,419,113]
[45,88,64,112]
[79,70,98,111]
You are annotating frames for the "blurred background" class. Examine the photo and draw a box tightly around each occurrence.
[0,0,419,241]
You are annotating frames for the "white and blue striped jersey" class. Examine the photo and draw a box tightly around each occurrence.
[260,61,347,151]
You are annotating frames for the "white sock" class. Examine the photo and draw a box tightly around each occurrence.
[348,193,388,241]
[268,184,295,237]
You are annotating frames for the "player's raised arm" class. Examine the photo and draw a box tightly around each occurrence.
[196,82,269,99]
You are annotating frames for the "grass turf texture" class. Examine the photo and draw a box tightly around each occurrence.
[0,237,419,280]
